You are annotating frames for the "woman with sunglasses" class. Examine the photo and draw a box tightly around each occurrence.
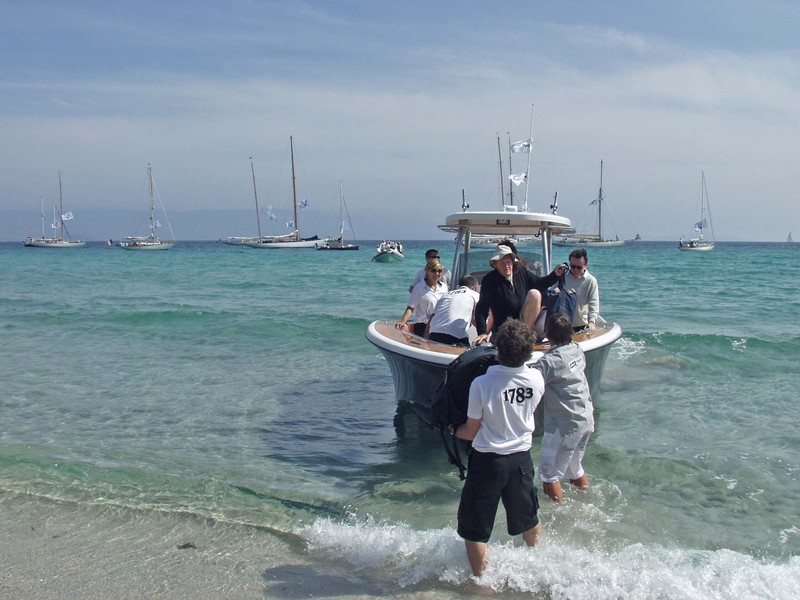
[395,259,448,336]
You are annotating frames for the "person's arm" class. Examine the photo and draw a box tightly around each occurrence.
[395,306,413,330]
[587,277,599,329]
[474,282,492,336]
[530,268,559,292]
[453,417,481,441]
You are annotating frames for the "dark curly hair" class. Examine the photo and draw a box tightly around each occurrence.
[545,312,573,347]
[494,319,536,367]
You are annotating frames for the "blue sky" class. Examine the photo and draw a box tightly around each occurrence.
[2,0,799,241]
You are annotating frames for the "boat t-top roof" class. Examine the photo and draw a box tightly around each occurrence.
[439,207,574,237]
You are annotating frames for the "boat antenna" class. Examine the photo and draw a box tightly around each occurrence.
[461,189,469,212]
[522,104,534,211]
[550,190,559,214]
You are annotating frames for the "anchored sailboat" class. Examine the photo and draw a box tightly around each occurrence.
[554,160,624,248]
[678,171,715,251]
[118,164,177,250]
[246,137,333,249]
[23,171,85,248]
[317,183,359,251]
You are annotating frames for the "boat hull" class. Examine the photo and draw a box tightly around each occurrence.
[23,238,85,248]
[372,251,404,262]
[246,238,331,249]
[679,242,715,251]
[367,320,621,408]
[554,239,624,248]
[318,244,359,251]
[118,241,176,250]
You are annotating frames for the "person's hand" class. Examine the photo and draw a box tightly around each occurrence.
[395,321,407,330]
[588,322,597,331]
[557,262,569,276]
[473,334,490,345]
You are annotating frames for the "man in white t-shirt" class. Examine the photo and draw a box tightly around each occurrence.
[426,275,480,346]
[452,319,544,577]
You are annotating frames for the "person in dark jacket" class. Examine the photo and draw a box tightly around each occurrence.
[473,244,566,344]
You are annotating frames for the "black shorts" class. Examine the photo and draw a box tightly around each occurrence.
[457,450,539,543]
[411,322,426,337]
[428,331,469,346]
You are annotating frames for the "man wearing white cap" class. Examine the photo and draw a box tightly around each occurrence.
[473,244,567,344]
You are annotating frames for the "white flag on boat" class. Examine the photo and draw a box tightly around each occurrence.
[51,222,59,229]
[61,211,74,220]
[286,220,295,229]
[694,219,707,231]
[150,220,161,230]
[510,139,531,153]
[266,212,277,221]
[509,172,527,187]
[299,199,310,209]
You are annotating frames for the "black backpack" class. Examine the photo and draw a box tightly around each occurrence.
[543,275,578,322]
[430,344,499,479]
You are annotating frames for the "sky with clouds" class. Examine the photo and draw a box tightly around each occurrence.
[2,0,798,241]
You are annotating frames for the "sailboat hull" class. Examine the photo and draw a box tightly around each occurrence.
[246,238,330,249]
[118,240,176,250]
[553,238,623,248]
[23,238,86,248]
[678,242,715,251]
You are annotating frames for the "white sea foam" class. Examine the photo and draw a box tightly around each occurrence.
[300,517,800,599]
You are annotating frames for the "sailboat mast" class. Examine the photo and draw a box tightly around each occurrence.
[496,134,505,208]
[290,136,299,241]
[148,164,156,242]
[338,181,344,237]
[522,105,533,211]
[507,132,514,206]
[39,197,46,238]
[251,158,263,239]
[58,170,65,241]
[597,160,604,241]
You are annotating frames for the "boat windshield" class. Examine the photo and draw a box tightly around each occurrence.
[453,237,545,284]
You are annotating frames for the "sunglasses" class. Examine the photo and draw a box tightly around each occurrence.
[569,264,585,269]
[429,268,443,273]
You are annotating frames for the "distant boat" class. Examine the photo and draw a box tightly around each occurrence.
[246,137,334,249]
[317,183,359,251]
[118,164,177,251]
[678,171,715,252]
[223,158,270,246]
[372,241,404,262]
[788,232,794,243]
[553,161,624,248]
[23,171,85,248]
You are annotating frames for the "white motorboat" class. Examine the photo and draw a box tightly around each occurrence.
[119,164,177,251]
[372,241,404,262]
[23,171,85,249]
[366,204,622,409]
[678,171,716,252]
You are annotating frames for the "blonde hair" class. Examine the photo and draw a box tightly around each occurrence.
[425,259,443,272]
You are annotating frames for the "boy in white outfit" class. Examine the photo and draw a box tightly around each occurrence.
[533,312,594,503]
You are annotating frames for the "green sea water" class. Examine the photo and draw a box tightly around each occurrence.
[1,240,798,599]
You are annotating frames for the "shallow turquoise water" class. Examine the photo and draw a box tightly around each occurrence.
[1,240,798,598]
